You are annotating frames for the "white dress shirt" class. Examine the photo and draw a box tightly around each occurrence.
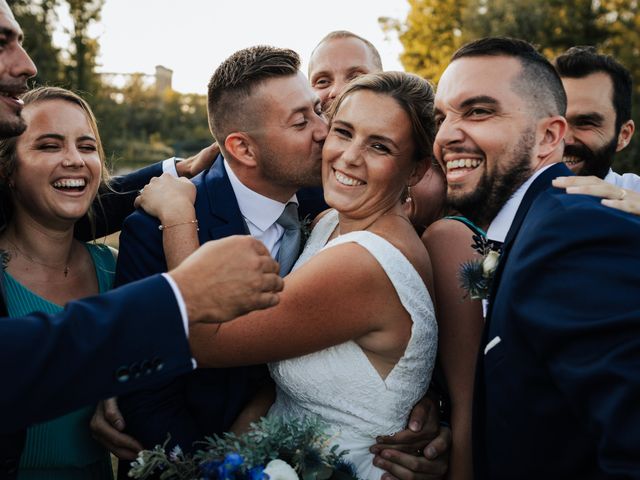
[486,164,556,243]
[481,164,555,317]
[223,159,298,258]
[604,169,640,192]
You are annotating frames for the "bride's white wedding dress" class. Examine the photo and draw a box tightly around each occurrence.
[268,210,438,480]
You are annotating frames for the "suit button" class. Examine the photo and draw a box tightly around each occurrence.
[2,457,18,473]
[151,357,164,372]
[141,360,152,375]
[115,366,130,382]
[130,362,141,379]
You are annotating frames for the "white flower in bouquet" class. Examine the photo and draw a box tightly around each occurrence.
[264,459,299,480]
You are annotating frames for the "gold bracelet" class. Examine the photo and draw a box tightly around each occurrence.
[158,219,199,231]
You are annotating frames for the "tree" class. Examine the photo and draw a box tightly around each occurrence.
[63,0,104,95]
[380,0,468,83]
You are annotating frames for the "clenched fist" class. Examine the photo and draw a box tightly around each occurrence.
[169,236,283,324]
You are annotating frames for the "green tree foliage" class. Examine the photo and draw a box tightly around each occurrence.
[93,77,210,170]
[63,0,103,95]
[385,0,640,172]
[380,0,467,83]
[12,0,211,169]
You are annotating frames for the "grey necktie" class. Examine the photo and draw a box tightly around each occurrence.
[276,202,302,276]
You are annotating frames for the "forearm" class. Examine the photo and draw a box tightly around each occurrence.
[447,404,473,480]
[160,208,199,270]
[229,383,276,435]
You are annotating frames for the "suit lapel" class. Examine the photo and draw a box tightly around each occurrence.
[484,162,571,322]
[472,162,572,479]
[193,155,249,243]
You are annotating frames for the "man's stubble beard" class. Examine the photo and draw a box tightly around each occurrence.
[0,114,26,139]
[448,127,536,228]
[260,145,323,191]
[564,135,617,179]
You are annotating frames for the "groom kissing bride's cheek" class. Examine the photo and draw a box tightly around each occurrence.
[93,45,450,480]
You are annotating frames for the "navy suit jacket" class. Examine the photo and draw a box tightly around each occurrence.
[115,157,327,452]
[0,275,192,473]
[115,157,327,451]
[473,163,640,479]
[0,161,168,477]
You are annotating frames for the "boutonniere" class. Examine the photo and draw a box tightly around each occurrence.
[459,234,502,300]
[299,214,312,251]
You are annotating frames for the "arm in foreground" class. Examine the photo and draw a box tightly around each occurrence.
[553,175,640,216]
[0,274,191,433]
[424,219,483,480]
[134,174,200,269]
[76,144,219,240]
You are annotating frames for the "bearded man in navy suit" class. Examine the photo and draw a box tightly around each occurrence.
[434,37,640,479]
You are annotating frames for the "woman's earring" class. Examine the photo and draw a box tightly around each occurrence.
[405,185,413,203]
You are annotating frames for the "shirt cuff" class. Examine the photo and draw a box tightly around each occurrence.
[162,157,180,177]
[161,272,197,369]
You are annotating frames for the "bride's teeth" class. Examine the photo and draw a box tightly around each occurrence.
[335,170,364,186]
[53,178,86,188]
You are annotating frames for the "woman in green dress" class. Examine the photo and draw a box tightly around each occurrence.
[0,86,114,479]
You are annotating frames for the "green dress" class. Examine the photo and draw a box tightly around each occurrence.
[4,243,116,480]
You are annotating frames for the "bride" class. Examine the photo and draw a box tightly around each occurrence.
[142,71,437,480]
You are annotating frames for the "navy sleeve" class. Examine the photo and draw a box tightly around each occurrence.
[76,161,163,240]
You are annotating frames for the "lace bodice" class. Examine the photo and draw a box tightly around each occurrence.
[268,210,437,479]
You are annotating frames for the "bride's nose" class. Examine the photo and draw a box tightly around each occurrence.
[340,141,364,166]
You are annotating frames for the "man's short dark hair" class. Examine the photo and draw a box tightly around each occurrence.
[207,46,300,145]
[554,46,633,133]
[452,37,567,118]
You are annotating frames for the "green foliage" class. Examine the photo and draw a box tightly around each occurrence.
[62,0,104,95]
[381,0,467,83]
[128,416,355,480]
[386,0,640,173]
[12,0,210,169]
[92,78,210,169]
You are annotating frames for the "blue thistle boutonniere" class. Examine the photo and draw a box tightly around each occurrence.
[299,214,313,253]
[459,234,501,300]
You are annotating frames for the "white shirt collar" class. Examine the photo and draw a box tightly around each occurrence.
[486,164,556,243]
[223,159,297,232]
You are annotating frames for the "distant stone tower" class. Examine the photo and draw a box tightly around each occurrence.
[155,65,173,94]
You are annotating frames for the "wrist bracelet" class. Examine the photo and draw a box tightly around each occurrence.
[158,219,199,231]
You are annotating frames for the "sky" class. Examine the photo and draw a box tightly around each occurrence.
[55,0,410,95]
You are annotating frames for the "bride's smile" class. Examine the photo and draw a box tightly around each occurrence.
[322,89,425,229]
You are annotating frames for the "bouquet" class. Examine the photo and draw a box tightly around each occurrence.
[128,416,359,480]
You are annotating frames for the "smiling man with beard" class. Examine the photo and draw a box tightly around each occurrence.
[554,46,639,191]
[435,37,640,479]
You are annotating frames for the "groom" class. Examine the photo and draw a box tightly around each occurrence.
[113,46,327,457]
[434,37,640,479]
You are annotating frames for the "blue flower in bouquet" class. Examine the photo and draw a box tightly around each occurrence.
[128,417,358,480]
[200,454,244,480]
[219,453,245,480]
[200,459,222,479]
[248,466,267,480]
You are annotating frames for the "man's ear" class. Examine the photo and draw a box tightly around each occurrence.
[616,119,635,153]
[224,132,258,168]
[537,115,567,159]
